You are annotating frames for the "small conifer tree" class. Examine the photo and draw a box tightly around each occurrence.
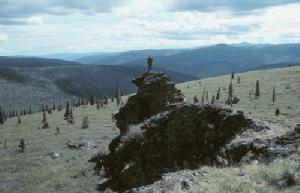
[104,96,108,105]
[19,139,25,153]
[42,110,49,129]
[255,80,260,98]
[272,86,276,104]
[227,81,233,105]
[201,89,205,104]
[90,94,95,105]
[0,107,4,124]
[193,95,199,104]
[216,87,221,100]
[116,82,122,106]
[237,76,240,84]
[52,101,56,110]
[4,139,7,150]
[211,95,215,104]
[18,114,21,124]
[82,116,89,129]
[205,91,209,101]
[68,108,74,124]
[64,101,70,120]
[55,126,60,135]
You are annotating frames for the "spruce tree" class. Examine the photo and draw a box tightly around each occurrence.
[68,108,74,124]
[205,90,209,101]
[82,116,89,129]
[90,94,95,105]
[52,101,56,110]
[42,110,49,129]
[227,81,233,105]
[272,86,276,104]
[216,87,221,100]
[211,95,215,104]
[64,101,70,120]
[237,76,240,84]
[116,82,121,106]
[231,72,235,80]
[0,107,4,124]
[104,96,108,105]
[255,80,260,98]
[4,139,7,150]
[19,139,25,153]
[18,114,21,124]
[193,95,199,104]
[201,89,205,104]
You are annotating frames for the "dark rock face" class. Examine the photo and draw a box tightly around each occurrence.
[95,103,254,192]
[115,72,184,135]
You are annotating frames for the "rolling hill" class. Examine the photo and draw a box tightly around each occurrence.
[0,66,299,193]
[0,57,196,112]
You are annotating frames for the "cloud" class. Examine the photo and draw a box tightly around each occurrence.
[0,0,127,25]
[0,17,43,25]
[0,34,8,41]
[171,0,300,14]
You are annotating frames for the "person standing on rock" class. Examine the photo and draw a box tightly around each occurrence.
[147,55,153,73]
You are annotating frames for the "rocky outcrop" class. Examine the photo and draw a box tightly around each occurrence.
[94,103,255,192]
[114,71,184,135]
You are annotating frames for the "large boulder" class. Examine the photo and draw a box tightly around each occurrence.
[94,103,254,192]
[114,71,184,135]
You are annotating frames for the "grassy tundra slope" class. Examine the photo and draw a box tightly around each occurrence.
[0,66,299,193]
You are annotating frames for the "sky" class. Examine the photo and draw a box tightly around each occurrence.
[0,0,300,55]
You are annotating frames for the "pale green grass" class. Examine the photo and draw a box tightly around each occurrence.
[0,102,121,193]
[177,66,300,128]
[0,67,299,193]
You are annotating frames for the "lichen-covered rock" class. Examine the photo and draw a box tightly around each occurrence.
[224,130,300,165]
[114,71,184,135]
[94,103,254,192]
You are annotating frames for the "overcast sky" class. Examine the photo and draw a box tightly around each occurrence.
[0,0,300,55]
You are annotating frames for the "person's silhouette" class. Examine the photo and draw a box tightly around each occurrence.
[147,55,153,72]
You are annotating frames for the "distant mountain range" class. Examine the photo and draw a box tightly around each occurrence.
[76,43,300,78]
